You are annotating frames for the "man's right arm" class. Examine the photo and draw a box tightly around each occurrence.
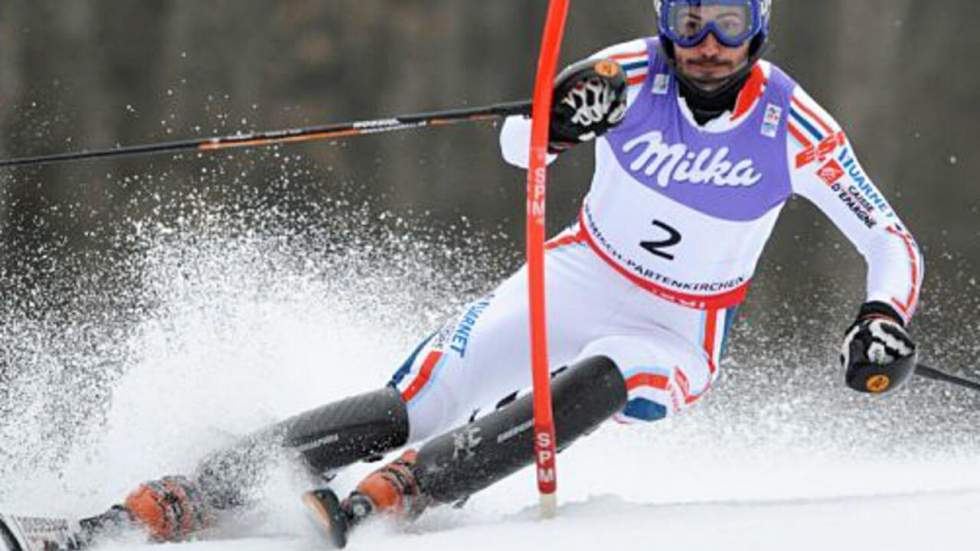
[499,38,651,169]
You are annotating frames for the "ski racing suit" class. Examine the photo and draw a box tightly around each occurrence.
[390,37,924,443]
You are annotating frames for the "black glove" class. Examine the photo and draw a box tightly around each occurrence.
[549,58,628,154]
[841,302,917,394]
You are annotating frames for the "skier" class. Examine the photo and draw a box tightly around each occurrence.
[82,0,925,547]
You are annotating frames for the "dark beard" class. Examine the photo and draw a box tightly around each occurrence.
[679,58,749,91]
[677,67,754,125]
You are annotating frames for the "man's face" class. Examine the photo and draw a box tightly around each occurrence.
[671,5,752,91]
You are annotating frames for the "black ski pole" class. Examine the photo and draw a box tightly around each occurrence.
[915,363,980,392]
[0,100,533,169]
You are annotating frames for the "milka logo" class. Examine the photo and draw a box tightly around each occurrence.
[623,131,762,188]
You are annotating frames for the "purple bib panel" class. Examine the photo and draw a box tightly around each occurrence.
[604,39,795,222]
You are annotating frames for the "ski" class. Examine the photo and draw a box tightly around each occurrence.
[0,514,87,551]
[0,486,354,551]
[0,507,131,551]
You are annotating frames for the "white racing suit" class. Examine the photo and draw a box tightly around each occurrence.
[390,37,924,443]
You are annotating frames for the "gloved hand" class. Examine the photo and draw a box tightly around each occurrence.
[841,302,917,394]
[549,58,628,154]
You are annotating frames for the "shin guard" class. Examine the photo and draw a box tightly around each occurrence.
[195,387,409,508]
[413,356,627,504]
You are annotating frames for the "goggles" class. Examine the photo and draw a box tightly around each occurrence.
[659,0,763,49]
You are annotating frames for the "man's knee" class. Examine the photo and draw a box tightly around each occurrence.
[617,363,713,423]
[578,336,713,424]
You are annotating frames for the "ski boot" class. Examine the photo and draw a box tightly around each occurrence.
[123,475,213,542]
[302,450,427,549]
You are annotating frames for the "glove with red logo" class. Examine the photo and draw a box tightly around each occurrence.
[549,58,629,154]
[841,302,917,394]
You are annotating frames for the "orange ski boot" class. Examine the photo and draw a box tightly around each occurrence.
[123,475,212,542]
[303,450,428,548]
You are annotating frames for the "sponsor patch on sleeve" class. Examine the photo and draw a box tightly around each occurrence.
[817,159,845,186]
[796,131,846,168]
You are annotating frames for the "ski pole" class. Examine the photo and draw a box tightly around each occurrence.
[915,363,980,392]
[0,100,533,169]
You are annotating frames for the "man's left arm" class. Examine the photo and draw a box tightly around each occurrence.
[787,86,923,393]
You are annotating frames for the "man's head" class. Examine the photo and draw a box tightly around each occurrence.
[655,0,771,91]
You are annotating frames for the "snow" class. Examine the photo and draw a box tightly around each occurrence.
[91,481,980,551]
[2,203,979,550]
[90,489,980,551]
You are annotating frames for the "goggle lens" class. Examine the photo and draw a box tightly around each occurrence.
[664,1,758,48]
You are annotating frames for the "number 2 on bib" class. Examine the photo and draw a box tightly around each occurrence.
[639,220,681,261]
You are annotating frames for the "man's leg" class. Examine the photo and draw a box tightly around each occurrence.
[121,386,412,541]
[312,354,628,546]
[332,327,718,536]
[192,387,411,507]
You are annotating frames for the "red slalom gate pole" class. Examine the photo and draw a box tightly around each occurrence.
[526,0,570,519]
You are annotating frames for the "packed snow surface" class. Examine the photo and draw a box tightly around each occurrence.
[2,192,979,550]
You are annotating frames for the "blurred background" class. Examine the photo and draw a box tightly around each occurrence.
[1,0,977,308]
[0,1,979,481]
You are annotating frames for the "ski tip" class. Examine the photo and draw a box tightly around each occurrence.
[302,489,350,549]
[0,516,23,551]
[0,514,84,551]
